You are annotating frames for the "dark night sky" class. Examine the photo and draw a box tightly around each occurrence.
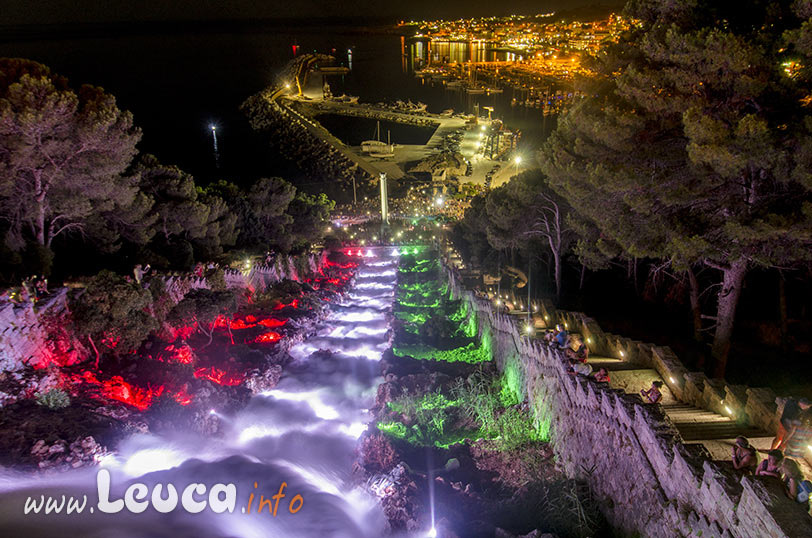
[5,0,611,25]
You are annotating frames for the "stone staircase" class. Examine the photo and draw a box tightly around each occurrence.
[662,403,769,442]
[470,279,778,468]
[586,354,772,461]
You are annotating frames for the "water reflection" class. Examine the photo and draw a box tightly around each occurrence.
[406,38,507,70]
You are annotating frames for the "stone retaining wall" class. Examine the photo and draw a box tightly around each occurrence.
[446,265,812,538]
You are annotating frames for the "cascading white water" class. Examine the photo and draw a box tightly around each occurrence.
[0,247,405,538]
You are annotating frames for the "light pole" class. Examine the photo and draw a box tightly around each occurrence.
[514,155,521,177]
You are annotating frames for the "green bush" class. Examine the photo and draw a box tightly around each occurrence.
[452,372,542,450]
[35,388,71,409]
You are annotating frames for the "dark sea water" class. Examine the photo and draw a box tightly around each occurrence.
[0,23,553,189]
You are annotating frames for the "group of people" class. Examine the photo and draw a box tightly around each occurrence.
[542,324,571,349]
[537,319,812,509]
[731,436,812,506]
[1,275,49,305]
[541,324,612,384]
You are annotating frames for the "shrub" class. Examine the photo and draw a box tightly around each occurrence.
[35,388,71,409]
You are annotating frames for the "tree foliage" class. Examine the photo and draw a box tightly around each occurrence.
[69,270,157,365]
[286,191,335,251]
[167,288,238,346]
[0,58,141,251]
[539,0,812,374]
[132,154,238,267]
[0,58,334,281]
[454,172,575,298]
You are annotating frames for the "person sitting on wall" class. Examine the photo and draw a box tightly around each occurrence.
[640,381,664,404]
[567,359,592,377]
[772,397,812,450]
[781,458,812,505]
[731,436,758,473]
[553,324,569,349]
[593,367,611,384]
[756,449,784,479]
[566,336,589,363]
[542,330,556,345]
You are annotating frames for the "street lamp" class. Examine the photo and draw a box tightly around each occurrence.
[514,155,522,176]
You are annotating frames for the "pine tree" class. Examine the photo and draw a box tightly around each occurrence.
[0,59,141,251]
[540,0,812,376]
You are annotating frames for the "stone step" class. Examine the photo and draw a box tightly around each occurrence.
[663,408,733,422]
[586,358,641,371]
[690,436,775,462]
[605,368,677,405]
[677,424,768,442]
